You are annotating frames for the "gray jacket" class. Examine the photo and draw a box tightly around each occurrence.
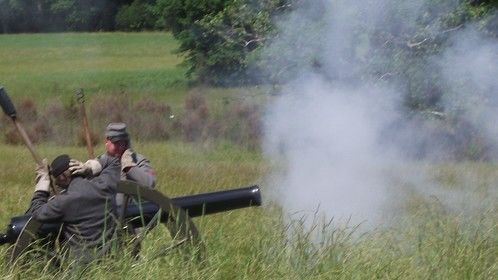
[27,157,121,254]
[97,152,156,188]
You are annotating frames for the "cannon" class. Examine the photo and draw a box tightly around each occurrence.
[0,87,262,262]
[0,182,262,262]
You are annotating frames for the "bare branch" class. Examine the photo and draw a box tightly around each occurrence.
[407,38,429,48]
[244,37,266,47]
[275,4,292,11]
[378,72,394,81]
[441,24,463,34]
[406,24,463,48]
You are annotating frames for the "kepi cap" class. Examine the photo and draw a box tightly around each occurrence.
[105,122,129,142]
[50,154,70,177]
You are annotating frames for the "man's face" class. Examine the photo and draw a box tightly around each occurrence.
[105,138,128,157]
[54,170,72,189]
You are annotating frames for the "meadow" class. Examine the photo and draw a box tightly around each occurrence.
[0,33,185,100]
[0,33,496,279]
[0,32,268,110]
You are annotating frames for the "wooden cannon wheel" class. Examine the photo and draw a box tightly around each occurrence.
[8,180,204,264]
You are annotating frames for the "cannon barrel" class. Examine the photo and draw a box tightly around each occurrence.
[0,185,261,245]
[127,184,261,219]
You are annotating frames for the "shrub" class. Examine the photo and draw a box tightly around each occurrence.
[129,97,172,141]
[0,92,264,149]
[220,103,261,149]
[115,0,158,31]
[182,94,210,142]
[76,128,99,148]
[89,94,173,142]
[157,0,293,85]
[40,99,79,145]
[2,98,41,145]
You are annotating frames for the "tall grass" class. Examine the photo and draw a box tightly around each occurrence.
[0,143,496,279]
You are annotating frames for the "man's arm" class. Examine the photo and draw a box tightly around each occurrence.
[25,159,65,222]
[121,150,156,188]
[28,191,65,223]
[126,158,156,188]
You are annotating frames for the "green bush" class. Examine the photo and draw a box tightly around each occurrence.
[157,0,292,85]
[115,0,158,31]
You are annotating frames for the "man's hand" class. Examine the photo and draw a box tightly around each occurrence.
[121,149,137,172]
[34,159,50,193]
[69,159,102,176]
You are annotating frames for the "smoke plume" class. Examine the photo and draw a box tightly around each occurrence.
[262,0,498,227]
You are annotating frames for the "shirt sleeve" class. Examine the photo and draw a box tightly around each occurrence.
[28,191,65,223]
[125,156,156,188]
[96,153,113,173]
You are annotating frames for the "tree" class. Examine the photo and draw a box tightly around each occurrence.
[156,0,292,85]
[49,0,117,31]
[0,0,119,32]
[115,0,160,31]
[0,0,52,32]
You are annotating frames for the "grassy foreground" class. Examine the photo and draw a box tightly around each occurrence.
[0,143,496,279]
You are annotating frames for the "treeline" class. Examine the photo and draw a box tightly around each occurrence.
[0,0,288,34]
[0,0,161,32]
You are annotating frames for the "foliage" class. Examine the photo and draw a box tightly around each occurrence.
[0,0,119,32]
[155,0,292,85]
[115,0,161,31]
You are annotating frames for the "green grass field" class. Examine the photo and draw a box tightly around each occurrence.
[0,32,186,100]
[0,32,269,111]
[0,33,496,279]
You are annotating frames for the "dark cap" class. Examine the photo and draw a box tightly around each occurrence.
[105,122,129,142]
[50,154,70,177]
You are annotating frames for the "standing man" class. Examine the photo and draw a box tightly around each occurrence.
[27,154,121,261]
[68,123,156,216]
[69,122,156,188]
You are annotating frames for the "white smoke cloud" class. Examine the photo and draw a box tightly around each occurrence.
[438,27,498,144]
[262,0,498,227]
[264,77,399,226]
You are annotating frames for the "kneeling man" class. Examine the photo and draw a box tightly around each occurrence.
[27,154,121,260]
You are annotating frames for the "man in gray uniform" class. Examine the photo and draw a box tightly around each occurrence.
[69,122,156,188]
[27,154,121,260]
[69,123,156,220]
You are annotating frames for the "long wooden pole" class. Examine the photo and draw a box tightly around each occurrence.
[76,89,95,158]
[0,87,56,194]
